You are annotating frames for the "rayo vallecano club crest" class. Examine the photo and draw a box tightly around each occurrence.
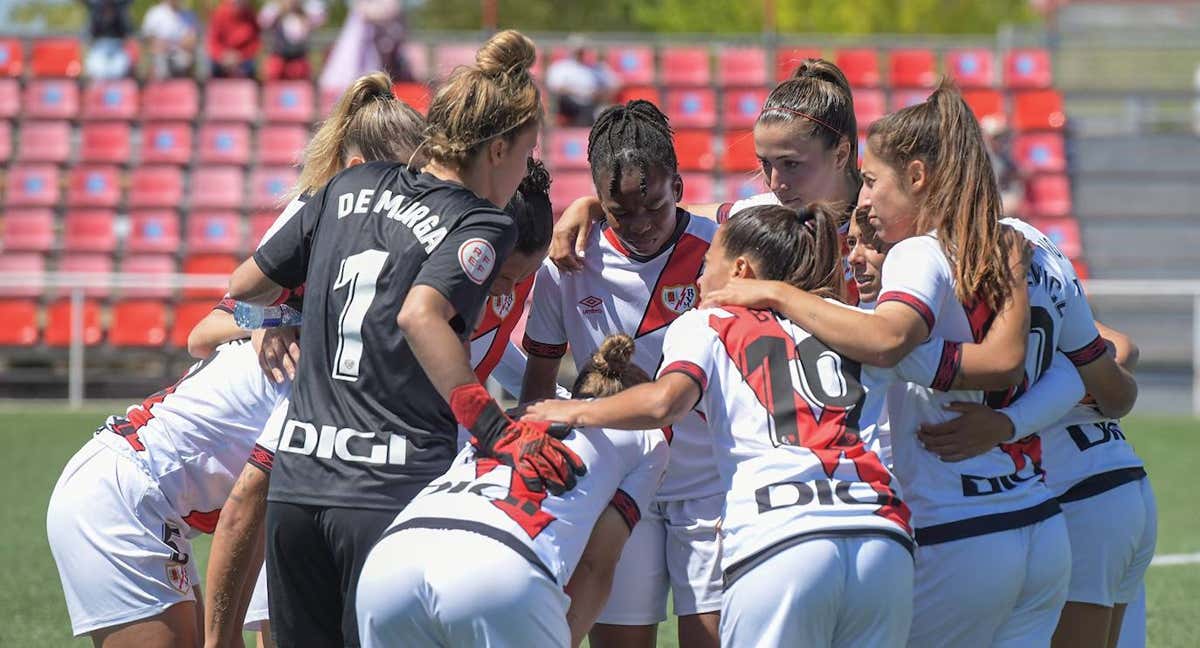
[491,290,516,319]
[661,284,697,314]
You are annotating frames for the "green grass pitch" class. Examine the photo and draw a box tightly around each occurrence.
[2,409,1195,647]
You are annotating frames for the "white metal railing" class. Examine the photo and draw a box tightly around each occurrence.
[0,274,1197,415]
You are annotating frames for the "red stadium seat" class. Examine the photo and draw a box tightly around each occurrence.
[0,120,10,160]
[722,88,768,129]
[616,85,660,107]
[681,173,716,204]
[666,89,717,129]
[1013,90,1065,132]
[126,211,181,255]
[1004,48,1052,89]
[0,253,46,297]
[433,43,481,81]
[67,165,122,207]
[1027,174,1072,219]
[0,78,18,118]
[250,211,279,244]
[606,45,655,86]
[835,49,881,88]
[45,299,103,347]
[889,49,936,88]
[1028,217,1082,260]
[549,172,594,216]
[82,80,139,120]
[24,80,79,119]
[5,164,60,207]
[0,38,23,77]
[546,128,590,171]
[249,167,299,210]
[963,89,1005,123]
[183,254,238,299]
[1013,133,1066,174]
[79,122,132,164]
[945,49,995,89]
[725,175,767,203]
[774,47,822,82]
[140,122,193,165]
[263,81,315,123]
[392,82,431,115]
[890,89,930,112]
[57,253,114,298]
[717,47,768,88]
[119,253,176,299]
[720,130,758,173]
[198,123,251,166]
[204,79,259,123]
[17,121,71,163]
[675,130,716,172]
[187,211,243,254]
[30,38,82,77]
[190,166,245,210]
[110,300,168,347]
[63,210,117,253]
[141,80,199,121]
[170,300,217,348]
[661,47,710,87]
[853,89,886,129]
[257,124,308,166]
[129,166,185,208]
[0,299,38,345]
[2,209,55,253]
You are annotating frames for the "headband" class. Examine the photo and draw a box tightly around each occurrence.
[766,106,844,139]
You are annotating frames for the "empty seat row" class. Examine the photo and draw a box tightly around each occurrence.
[0,297,217,349]
[0,251,235,299]
[2,209,281,256]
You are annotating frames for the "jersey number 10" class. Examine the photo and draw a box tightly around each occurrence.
[332,249,388,382]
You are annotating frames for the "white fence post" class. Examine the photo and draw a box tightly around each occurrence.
[68,287,84,410]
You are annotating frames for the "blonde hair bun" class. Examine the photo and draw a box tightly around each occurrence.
[475,30,537,79]
[591,334,636,379]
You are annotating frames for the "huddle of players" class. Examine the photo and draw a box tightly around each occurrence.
[45,28,1154,648]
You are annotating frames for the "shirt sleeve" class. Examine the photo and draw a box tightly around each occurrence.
[877,236,951,334]
[252,185,327,290]
[611,431,670,530]
[884,336,962,392]
[1058,281,1105,366]
[999,351,1085,441]
[521,262,568,358]
[657,309,719,396]
[412,208,516,333]
[248,390,291,473]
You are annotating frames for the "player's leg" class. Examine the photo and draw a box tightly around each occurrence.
[355,529,442,648]
[588,506,668,648]
[1111,479,1158,648]
[90,601,200,648]
[719,537,840,648]
[322,506,405,648]
[264,501,343,648]
[995,515,1072,648]
[662,495,723,648]
[833,536,914,648]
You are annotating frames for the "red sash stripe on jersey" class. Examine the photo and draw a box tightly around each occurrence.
[109,417,146,451]
[248,444,275,473]
[661,360,709,393]
[183,508,221,534]
[661,425,674,444]
[877,291,935,333]
[1065,334,1108,367]
[473,277,534,382]
[634,232,709,338]
[125,354,219,430]
[963,298,996,343]
[609,488,642,531]
[475,457,556,539]
[522,333,567,359]
[931,341,962,392]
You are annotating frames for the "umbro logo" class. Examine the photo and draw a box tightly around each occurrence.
[578,295,603,315]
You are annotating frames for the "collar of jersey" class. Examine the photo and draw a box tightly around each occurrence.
[600,208,692,263]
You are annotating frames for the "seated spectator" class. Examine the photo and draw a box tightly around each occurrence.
[545,37,619,127]
[142,0,198,79]
[208,0,260,78]
[260,0,325,80]
[81,0,134,79]
[358,0,413,82]
[982,115,1025,217]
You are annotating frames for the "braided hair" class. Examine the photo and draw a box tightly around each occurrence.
[587,100,678,198]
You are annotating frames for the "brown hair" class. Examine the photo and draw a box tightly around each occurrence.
[722,203,843,299]
[571,334,651,399]
[424,30,542,171]
[291,72,426,200]
[866,78,1010,311]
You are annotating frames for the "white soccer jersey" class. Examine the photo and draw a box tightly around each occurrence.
[109,340,290,535]
[658,304,954,572]
[523,210,719,501]
[387,426,668,586]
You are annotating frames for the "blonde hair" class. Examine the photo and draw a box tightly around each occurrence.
[290,72,427,200]
[423,30,542,171]
[571,335,650,399]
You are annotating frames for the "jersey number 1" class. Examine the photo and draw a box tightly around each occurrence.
[332,249,388,382]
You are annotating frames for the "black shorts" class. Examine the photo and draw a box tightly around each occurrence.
[265,503,398,648]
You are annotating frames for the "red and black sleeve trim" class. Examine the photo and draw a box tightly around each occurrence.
[661,360,708,393]
[248,444,275,472]
[878,291,936,332]
[1065,334,1108,367]
[716,202,735,224]
[931,341,962,392]
[609,489,642,531]
[522,332,568,359]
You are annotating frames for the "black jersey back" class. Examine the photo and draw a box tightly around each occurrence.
[254,162,516,510]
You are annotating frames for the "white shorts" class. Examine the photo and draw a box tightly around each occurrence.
[46,436,200,636]
[909,514,1070,648]
[243,564,270,631]
[356,527,571,648]
[1061,477,1157,606]
[596,493,724,625]
[721,534,913,648]
[1116,583,1146,648]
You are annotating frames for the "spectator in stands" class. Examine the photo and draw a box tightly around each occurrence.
[208,0,261,78]
[319,0,412,90]
[981,114,1025,217]
[545,37,619,127]
[259,0,325,80]
[359,0,413,82]
[81,0,134,79]
[142,0,198,79]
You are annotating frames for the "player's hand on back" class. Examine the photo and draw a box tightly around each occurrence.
[520,398,585,427]
[549,196,603,272]
[698,277,787,311]
[252,326,301,384]
[916,401,1015,462]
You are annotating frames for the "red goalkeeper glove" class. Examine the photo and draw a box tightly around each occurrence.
[450,383,586,495]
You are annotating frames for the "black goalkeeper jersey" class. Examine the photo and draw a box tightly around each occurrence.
[254,162,516,510]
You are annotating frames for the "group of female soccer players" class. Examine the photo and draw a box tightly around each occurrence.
[47,28,1154,648]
